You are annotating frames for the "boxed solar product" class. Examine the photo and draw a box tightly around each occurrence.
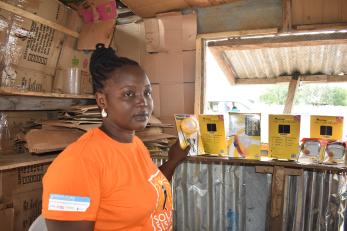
[298,138,328,164]
[228,113,261,159]
[269,114,301,160]
[198,115,227,156]
[174,114,204,156]
[310,116,344,140]
[323,141,346,165]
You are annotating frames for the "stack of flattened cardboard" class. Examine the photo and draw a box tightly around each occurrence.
[25,105,101,154]
[136,116,176,153]
[26,105,176,154]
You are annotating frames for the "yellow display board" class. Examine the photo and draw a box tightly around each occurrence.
[310,116,344,140]
[269,114,301,160]
[228,113,261,159]
[199,115,227,156]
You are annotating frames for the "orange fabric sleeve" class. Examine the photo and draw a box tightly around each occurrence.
[42,144,101,221]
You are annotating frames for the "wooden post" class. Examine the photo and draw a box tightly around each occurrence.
[282,0,292,32]
[283,75,300,114]
[256,165,303,231]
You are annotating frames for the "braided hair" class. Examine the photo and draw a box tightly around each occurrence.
[89,43,139,93]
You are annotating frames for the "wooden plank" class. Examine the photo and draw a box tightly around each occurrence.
[304,0,323,24]
[284,168,303,176]
[270,166,285,231]
[236,74,347,84]
[0,96,94,110]
[294,23,347,31]
[194,37,204,115]
[282,0,292,32]
[197,28,278,40]
[209,33,347,50]
[322,0,341,23]
[255,166,274,174]
[283,75,300,114]
[208,47,236,85]
[343,0,347,22]
[0,1,79,38]
[291,0,304,25]
[0,87,94,99]
[0,152,57,171]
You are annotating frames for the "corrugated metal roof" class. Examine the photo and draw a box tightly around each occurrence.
[222,44,347,79]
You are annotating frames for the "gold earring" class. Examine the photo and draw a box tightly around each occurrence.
[101,108,108,118]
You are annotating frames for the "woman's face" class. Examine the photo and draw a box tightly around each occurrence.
[97,65,153,131]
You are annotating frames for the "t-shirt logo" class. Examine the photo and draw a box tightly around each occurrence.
[148,170,173,231]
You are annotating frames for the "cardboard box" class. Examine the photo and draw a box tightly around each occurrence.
[151,84,161,118]
[199,115,228,156]
[228,113,261,159]
[142,51,195,84]
[143,12,196,52]
[183,51,196,82]
[12,189,42,231]
[121,0,235,18]
[0,0,69,92]
[182,13,197,51]
[310,116,344,140]
[121,0,189,18]
[113,22,146,64]
[142,52,183,84]
[160,115,177,135]
[0,163,50,202]
[0,206,14,231]
[269,115,301,160]
[160,83,195,117]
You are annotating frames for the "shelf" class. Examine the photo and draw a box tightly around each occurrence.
[0,87,95,99]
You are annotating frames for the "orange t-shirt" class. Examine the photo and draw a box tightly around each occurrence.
[42,128,173,231]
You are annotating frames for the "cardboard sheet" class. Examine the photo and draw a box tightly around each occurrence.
[25,128,84,153]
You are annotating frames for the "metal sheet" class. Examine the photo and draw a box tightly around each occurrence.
[153,157,347,231]
[224,44,347,79]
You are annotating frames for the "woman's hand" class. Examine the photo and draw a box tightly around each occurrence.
[159,140,190,181]
[167,140,190,165]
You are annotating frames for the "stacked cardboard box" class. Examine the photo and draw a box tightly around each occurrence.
[143,12,197,135]
[112,11,197,135]
[0,0,69,92]
[0,163,50,231]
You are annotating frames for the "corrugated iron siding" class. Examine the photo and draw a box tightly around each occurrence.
[223,44,347,79]
[153,157,347,231]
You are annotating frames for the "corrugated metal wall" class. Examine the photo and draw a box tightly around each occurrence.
[153,157,347,231]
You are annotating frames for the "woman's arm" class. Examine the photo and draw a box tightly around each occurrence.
[159,141,189,181]
[45,220,95,231]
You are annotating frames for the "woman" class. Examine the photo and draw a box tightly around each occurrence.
[42,44,189,231]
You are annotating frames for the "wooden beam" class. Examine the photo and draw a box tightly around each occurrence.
[270,166,285,231]
[197,28,278,40]
[283,75,300,114]
[236,75,347,84]
[0,1,79,38]
[209,33,347,50]
[208,47,236,85]
[0,96,93,110]
[194,37,204,115]
[294,23,347,32]
[282,0,292,32]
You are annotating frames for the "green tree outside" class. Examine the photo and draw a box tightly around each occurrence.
[260,85,347,106]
